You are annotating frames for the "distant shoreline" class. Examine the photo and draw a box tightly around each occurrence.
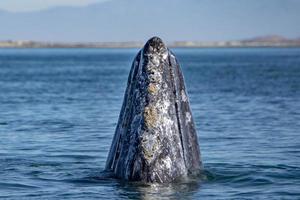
[1,43,300,48]
[1,46,300,49]
[1,36,300,48]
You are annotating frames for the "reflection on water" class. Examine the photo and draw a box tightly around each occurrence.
[108,172,206,200]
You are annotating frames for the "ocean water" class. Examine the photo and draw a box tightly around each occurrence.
[0,48,299,199]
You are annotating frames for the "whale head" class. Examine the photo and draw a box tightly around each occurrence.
[105,37,202,183]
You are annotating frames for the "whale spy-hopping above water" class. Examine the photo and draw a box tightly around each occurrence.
[105,37,202,183]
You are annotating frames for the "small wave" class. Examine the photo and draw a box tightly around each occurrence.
[45,154,96,160]
[62,171,117,185]
[203,162,300,188]
[0,182,39,190]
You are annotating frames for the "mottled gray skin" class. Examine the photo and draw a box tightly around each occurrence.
[105,37,202,183]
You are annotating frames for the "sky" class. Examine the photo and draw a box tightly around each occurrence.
[0,0,299,42]
[0,0,108,12]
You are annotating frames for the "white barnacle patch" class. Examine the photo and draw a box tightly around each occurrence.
[151,55,160,67]
[162,156,172,170]
[186,112,192,123]
[163,117,174,134]
[162,51,168,60]
[181,90,187,102]
[162,100,170,114]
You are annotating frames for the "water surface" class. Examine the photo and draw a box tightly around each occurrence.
[0,48,299,199]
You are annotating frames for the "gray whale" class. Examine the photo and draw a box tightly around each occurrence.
[105,37,202,183]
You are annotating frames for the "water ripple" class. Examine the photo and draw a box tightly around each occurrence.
[1,48,300,199]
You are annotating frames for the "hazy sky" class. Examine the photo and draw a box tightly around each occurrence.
[0,0,299,41]
[0,0,108,12]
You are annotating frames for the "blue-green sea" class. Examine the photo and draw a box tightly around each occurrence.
[0,48,299,199]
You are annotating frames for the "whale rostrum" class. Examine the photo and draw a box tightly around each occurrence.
[105,37,202,183]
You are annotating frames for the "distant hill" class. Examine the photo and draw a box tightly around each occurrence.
[1,35,300,48]
[0,0,299,42]
[243,35,291,43]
